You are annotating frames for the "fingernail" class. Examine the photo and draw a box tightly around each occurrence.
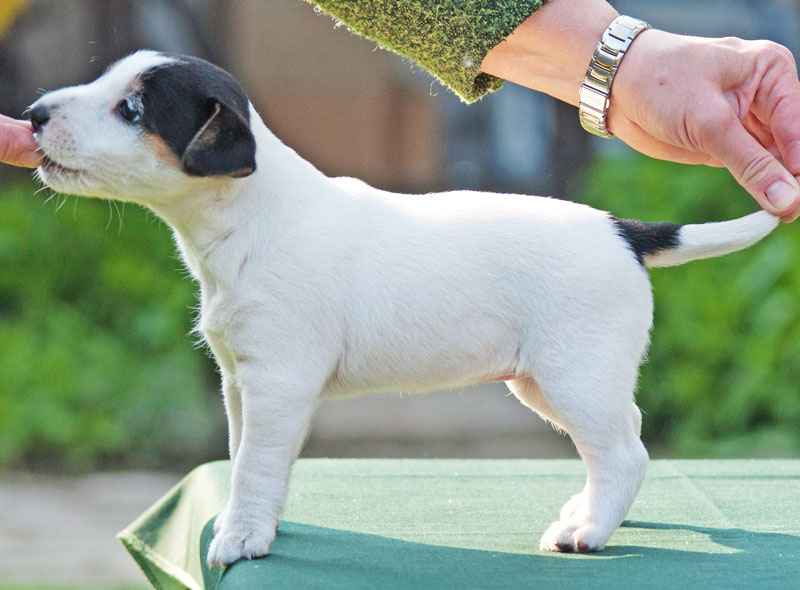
[766,181,798,210]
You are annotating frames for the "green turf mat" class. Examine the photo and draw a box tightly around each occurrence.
[119,459,800,589]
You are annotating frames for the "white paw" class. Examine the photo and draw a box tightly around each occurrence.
[539,516,608,553]
[559,491,585,521]
[207,518,277,568]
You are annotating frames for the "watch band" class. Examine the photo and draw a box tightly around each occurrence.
[578,15,651,139]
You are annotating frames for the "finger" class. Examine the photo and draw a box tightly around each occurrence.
[741,112,778,154]
[15,149,43,168]
[754,57,800,176]
[0,114,34,130]
[704,111,799,217]
[782,207,800,223]
[0,119,42,168]
[778,179,800,222]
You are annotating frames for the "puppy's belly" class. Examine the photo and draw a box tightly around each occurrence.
[321,341,528,398]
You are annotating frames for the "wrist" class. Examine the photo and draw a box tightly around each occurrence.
[604,28,663,135]
[606,30,720,140]
[578,16,652,138]
[480,0,618,105]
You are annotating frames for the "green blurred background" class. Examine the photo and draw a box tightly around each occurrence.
[0,0,799,476]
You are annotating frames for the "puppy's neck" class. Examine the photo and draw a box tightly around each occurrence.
[151,112,333,288]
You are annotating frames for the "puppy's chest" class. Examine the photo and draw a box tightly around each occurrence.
[196,288,238,340]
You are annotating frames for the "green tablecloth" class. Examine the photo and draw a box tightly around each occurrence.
[119,459,800,589]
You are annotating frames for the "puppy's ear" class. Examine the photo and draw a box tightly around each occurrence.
[181,101,256,178]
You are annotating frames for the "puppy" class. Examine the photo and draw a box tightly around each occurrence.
[29,51,780,566]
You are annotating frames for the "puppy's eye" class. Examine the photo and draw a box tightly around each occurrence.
[119,97,142,123]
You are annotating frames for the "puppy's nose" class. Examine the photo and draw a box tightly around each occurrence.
[29,105,50,132]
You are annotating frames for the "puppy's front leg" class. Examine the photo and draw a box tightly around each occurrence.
[220,373,243,461]
[205,335,243,461]
[207,366,317,567]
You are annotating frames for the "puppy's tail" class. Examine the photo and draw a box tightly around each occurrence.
[612,210,780,268]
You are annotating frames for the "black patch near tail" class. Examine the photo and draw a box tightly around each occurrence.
[611,217,682,266]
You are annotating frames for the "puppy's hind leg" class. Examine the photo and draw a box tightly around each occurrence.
[506,377,563,430]
[531,350,649,553]
[507,377,585,521]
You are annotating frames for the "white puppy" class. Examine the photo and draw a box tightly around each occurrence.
[29,51,780,566]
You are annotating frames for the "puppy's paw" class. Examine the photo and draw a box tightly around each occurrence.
[213,508,280,537]
[539,518,580,552]
[571,523,607,553]
[559,492,585,521]
[539,518,607,553]
[207,519,277,568]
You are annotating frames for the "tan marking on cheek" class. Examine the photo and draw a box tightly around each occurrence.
[145,133,181,168]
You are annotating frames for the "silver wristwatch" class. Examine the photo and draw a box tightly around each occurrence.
[578,15,651,139]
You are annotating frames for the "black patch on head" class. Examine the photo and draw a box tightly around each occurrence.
[611,217,682,266]
[139,55,256,177]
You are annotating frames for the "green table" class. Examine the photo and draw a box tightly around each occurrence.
[119,459,800,589]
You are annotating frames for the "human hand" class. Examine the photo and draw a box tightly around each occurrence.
[0,114,42,168]
[611,30,800,223]
[480,0,800,222]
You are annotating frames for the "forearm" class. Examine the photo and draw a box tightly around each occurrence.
[480,0,618,106]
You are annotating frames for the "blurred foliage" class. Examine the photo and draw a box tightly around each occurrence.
[0,185,225,472]
[577,155,800,457]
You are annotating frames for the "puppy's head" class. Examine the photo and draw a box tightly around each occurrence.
[29,50,256,204]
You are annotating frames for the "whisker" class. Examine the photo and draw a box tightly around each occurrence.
[43,190,58,205]
[55,194,70,212]
[106,200,114,230]
[111,199,123,234]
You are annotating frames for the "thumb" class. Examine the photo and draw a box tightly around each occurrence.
[0,118,42,168]
[706,113,800,217]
